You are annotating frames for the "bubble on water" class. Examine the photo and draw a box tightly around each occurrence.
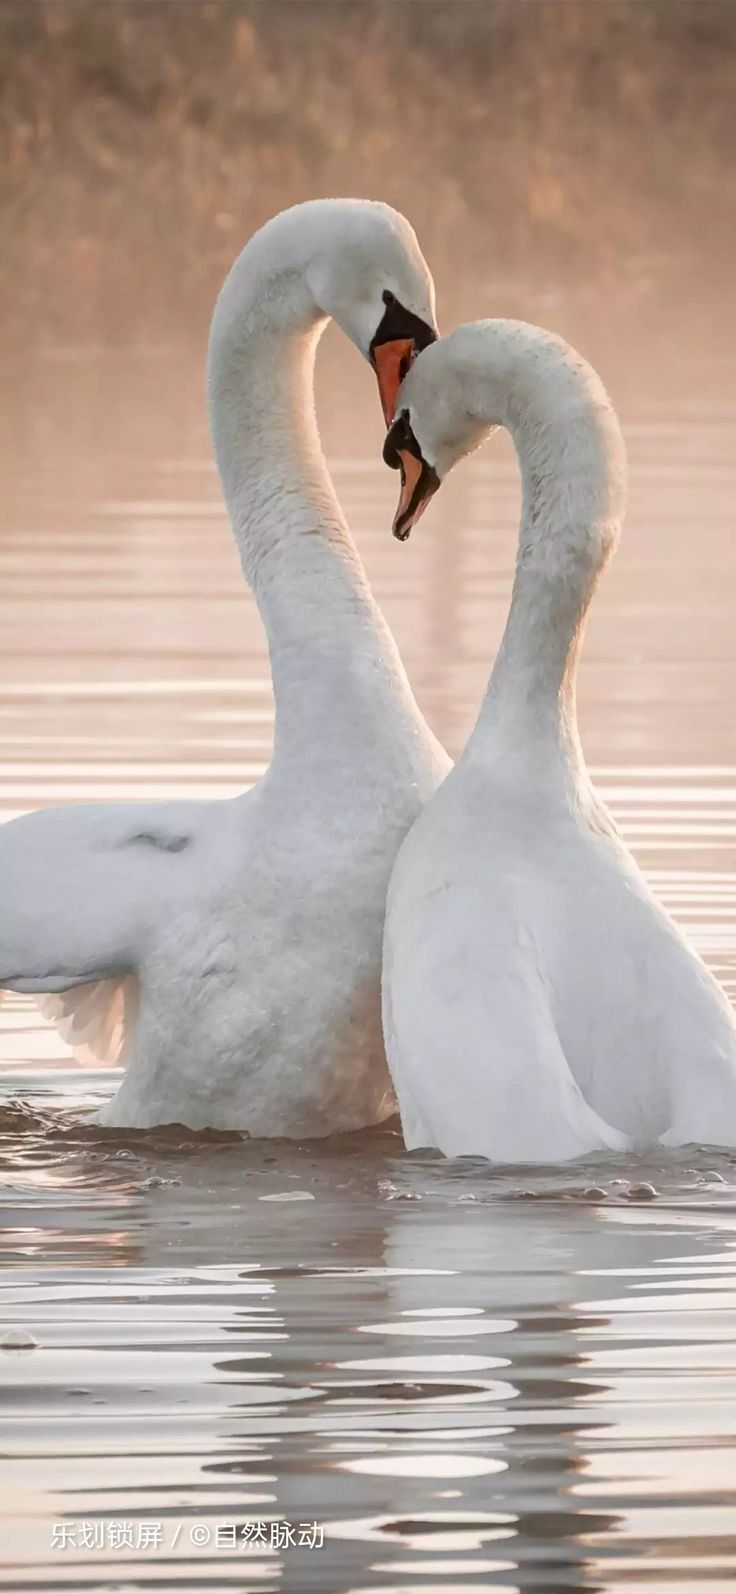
[626,1182,657,1201]
[1,1328,37,1350]
[258,1190,315,1202]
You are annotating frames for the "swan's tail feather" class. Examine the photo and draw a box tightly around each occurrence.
[35,976,138,1068]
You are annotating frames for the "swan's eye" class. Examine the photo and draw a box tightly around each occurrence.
[382,289,396,308]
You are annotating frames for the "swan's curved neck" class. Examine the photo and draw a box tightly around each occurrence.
[472,387,624,774]
[207,251,398,759]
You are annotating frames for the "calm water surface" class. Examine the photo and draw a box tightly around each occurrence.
[1,349,736,1592]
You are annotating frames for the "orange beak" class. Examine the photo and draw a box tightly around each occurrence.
[373,337,415,426]
[393,447,440,541]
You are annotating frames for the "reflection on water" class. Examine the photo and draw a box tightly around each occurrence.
[1,349,736,1591]
[1,1112,735,1592]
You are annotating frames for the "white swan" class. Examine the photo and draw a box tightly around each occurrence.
[0,199,449,1133]
[381,319,736,1162]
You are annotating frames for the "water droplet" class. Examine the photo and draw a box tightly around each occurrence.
[1,1328,37,1350]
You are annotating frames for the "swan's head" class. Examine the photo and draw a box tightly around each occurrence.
[211,200,437,428]
[383,327,497,539]
[383,320,623,540]
[302,200,438,423]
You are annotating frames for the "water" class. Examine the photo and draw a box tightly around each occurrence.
[1,346,736,1592]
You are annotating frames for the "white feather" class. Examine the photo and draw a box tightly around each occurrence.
[0,201,449,1132]
[35,979,137,1068]
[383,322,736,1161]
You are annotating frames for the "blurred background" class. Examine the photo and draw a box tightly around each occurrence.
[2,0,734,373]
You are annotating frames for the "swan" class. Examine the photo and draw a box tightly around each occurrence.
[380,319,736,1162]
[0,199,449,1133]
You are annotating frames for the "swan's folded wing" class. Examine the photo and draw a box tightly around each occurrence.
[384,891,628,1164]
[1,800,193,1065]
